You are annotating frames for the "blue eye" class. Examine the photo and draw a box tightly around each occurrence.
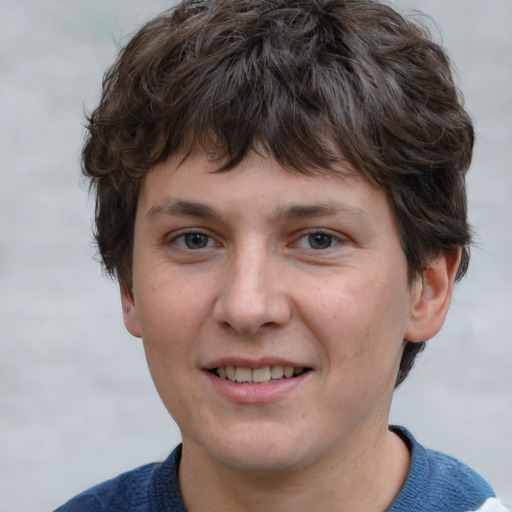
[294,231,340,250]
[174,232,213,250]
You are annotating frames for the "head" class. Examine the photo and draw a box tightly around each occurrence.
[83,0,473,387]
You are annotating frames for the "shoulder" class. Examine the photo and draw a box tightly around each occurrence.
[389,426,510,512]
[53,462,158,512]
[424,447,495,500]
[53,446,184,512]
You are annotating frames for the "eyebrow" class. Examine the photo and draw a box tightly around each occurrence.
[146,200,219,219]
[146,199,374,225]
[279,203,375,228]
[283,203,363,219]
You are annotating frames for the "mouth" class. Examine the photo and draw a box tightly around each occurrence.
[211,365,312,385]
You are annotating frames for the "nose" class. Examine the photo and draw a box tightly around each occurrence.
[213,244,291,334]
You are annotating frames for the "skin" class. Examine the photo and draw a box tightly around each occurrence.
[121,151,460,512]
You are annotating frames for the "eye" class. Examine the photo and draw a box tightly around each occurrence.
[172,232,214,250]
[294,231,342,250]
[307,233,334,250]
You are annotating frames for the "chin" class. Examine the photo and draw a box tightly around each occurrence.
[214,446,306,476]
[193,422,325,476]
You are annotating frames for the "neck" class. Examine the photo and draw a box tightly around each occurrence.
[178,426,410,512]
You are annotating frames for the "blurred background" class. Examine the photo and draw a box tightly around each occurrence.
[0,1,510,510]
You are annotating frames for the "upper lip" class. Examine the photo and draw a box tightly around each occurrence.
[203,357,312,371]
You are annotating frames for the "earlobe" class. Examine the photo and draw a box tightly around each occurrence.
[405,249,462,343]
[120,284,142,338]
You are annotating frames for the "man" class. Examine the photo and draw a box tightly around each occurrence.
[55,0,509,510]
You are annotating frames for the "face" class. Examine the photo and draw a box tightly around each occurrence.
[122,151,425,475]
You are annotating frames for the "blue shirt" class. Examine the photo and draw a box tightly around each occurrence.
[54,427,509,512]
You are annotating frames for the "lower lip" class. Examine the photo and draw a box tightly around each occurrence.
[205,371,310,404]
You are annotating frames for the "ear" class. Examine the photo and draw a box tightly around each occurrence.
[405,248,462,343]
[120,284,142,338]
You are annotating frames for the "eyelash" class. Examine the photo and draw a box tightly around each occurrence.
[169,231,216,250]
[292,231,346,251]
[167,229,347,252]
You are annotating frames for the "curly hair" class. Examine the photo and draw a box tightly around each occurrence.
[83,0,474,387]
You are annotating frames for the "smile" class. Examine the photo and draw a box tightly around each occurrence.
[214,366,309,384]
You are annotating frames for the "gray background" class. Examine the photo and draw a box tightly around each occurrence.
[1,1,510,511]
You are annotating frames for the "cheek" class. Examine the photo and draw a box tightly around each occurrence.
[302,273,409,377]
[135,264,213,340]
[135,275,208,418]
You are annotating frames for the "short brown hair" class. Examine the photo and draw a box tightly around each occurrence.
[83,0,474,386]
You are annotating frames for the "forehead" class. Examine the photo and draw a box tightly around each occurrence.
[136,151,396,232]
[142,147,363,193]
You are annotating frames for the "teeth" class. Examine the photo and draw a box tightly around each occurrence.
[226,366,235,380]
[284,366,294,378]
[215,365,306,383]
[252,367,271,383]
[270,365,284,379]
[234,367,252,383]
